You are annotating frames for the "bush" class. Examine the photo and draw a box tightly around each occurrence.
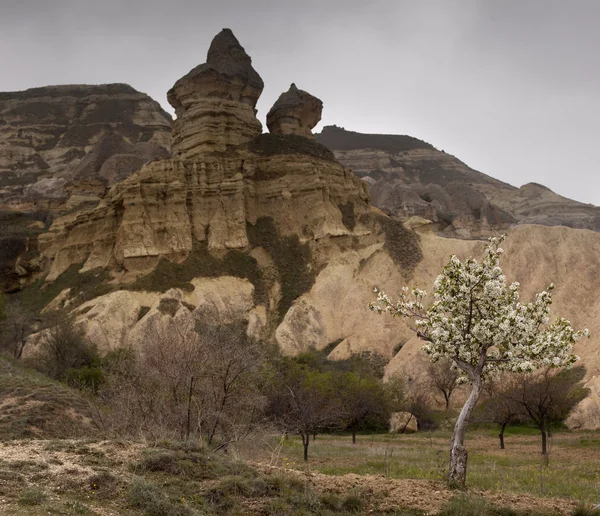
[128,476,195,516]
[88,469,120,499]
[341,492,366,513]
[34,316,101,384]
[18,487,47,506]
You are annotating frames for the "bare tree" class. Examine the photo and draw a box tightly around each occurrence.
[266,360,344,461]
[508,366,589,455]
[99,308,265,446]
[477,375,522,449]
[195,322,265,447]
[336,371,389,444]
[0,300,38,359]
[427,358,459,410]
[385,372,436,431]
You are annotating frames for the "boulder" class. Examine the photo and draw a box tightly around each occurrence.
[266,83,323,139]
[389,411,418,433]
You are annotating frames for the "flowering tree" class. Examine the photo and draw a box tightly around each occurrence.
[369,235,588,487]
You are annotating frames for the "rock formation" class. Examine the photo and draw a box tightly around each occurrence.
[317,125,600,235]
[266,83,323,138]
[0,83,172,210]
[39,29,370,287]
[167,28,264,158]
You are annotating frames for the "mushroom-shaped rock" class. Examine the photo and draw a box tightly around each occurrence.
[266,83,323,139]
[167,29,264,157]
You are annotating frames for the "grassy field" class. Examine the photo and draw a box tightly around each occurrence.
[0,432,597,515]
[268,427,600,506]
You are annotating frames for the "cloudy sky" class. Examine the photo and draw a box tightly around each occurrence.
[1,0,598,205]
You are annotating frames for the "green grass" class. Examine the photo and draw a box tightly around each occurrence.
[17,487,47,506]
[13,263,111,314]
[276,430,600,505]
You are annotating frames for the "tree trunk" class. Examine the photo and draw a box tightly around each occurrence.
[448,376,483,488]
[301,432,309,461]
[352,428,357,444]
[313,432,317,442]
[499,422,507,450]
[185,376,195,441]
[444,393,450,410]
[541,428,547,455]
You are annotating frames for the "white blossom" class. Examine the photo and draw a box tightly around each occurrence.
[369,234,589,382]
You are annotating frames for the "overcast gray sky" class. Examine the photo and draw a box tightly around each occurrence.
[1,0,598,205]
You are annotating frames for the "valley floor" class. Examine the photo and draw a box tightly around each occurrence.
[0,429,597,515]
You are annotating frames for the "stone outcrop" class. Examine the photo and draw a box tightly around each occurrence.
[167,29,264,158]
[266,84,323,139]
[390,412,418,433]
[0,83,172,210]
[317,125,600,235]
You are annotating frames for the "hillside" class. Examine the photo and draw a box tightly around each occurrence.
[0,83,172,291]
[317,125,600,236]
[0,83,171,211]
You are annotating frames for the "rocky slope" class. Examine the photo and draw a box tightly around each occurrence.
[317,125,600,236]
[0,83,172,211]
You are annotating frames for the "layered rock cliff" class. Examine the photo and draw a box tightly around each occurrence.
[317,125,600,235]
[0,83,172,210]
[167,28,264,158]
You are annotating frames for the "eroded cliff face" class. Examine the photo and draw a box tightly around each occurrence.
[40,145,370,282]
[0,84,173,290]
[317,125,600,235]
[0,83,172,209]
[36,29,374,340]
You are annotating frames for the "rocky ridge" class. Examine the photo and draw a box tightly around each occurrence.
[317,125,600,236]
[0,83,172,210]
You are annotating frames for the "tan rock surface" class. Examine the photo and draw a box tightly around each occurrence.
[0,84,172,210]
[40,147,370,281]
[389,411,418,433]
[167,29,264,157]
[266,84,323,139]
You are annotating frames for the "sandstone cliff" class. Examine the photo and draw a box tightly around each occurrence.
[0,84,173,290]
[317,125,600,235]
[35,29,374,344]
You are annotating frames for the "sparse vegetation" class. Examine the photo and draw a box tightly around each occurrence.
[14,263,111,315]
[130,241,267,304]
[247,216,315,318]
